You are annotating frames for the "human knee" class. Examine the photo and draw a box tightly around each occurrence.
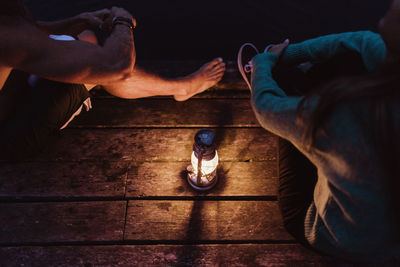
[77,30,99,45]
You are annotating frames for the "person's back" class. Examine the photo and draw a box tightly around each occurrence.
[303,97,400,260]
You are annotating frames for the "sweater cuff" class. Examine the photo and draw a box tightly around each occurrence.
[281,44,309,62]
[252,52,279,69]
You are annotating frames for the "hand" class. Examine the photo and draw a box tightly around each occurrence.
[267,39,290,57]
[101,7,137,31]
[79,9,111,30]
[110,6,134,20]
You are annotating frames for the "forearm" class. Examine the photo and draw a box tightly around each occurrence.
[5,7,136,85]
[54,24,136,84]
[250,52,306,143]
[251,53,286,108]
[13,24,136,85]
[280,31,387,71]
[37,15,86,37]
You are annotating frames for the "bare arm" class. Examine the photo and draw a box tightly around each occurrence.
[37,9,111,37]
[0,9,135,85]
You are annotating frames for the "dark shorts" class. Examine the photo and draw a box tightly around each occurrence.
[0,70,90,160]
[278,138,317,246]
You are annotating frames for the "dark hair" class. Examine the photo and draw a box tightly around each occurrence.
[296,59,400,237]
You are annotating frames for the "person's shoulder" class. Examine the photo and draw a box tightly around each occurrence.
[0,15,37,40]
[354,30,383,41]
[343,30,383,43]
[0,16,47,66]
[0,16,31,43]
[0,14,26,27]
[0,16,44,39]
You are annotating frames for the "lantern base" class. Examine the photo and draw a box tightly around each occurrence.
[186,165,218,191]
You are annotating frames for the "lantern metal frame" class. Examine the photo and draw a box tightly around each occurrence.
[186,129,218,191]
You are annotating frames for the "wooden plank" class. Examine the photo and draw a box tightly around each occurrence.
[71,98,259,128]
[126,162,277,197]
[0,201,126,243]
[125,200,291,241]
[0,161,128,198]
[40,129,277,162]
[0,244,349,266]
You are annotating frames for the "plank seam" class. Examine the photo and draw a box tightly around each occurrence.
[69,125,263,129]
[0,240,296,247]
[0,196,278,203]
[0,159,277,163]
[67,126,264,130]
[88,96,251,100]
[122,201,129,242]
[122,160,130,242]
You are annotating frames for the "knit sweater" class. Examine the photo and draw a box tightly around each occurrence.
[250,31,400,261]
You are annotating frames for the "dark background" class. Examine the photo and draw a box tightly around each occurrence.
[25,0,391,60]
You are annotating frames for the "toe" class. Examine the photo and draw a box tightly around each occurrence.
[210,70,225,79]
[214,75,223,82]
[213,65,226,73]
[206,57,224,68]
[209,62,226,72]
[215,62,226,68]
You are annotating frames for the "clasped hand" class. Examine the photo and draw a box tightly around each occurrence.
[77,7,136,32]
[267,39,290,57]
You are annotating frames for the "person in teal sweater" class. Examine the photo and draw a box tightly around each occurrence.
[239,0,400,263]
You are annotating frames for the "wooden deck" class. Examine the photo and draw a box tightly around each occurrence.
[0,61,347,266]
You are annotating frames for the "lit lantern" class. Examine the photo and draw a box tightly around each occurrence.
[187,129,219,191]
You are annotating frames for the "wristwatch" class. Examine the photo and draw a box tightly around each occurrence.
[112,16,135,32]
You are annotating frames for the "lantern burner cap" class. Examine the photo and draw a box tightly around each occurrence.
[195,129,215,147]
[193,129,216,160]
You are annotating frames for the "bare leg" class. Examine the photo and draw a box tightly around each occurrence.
[78,30,226,101]
[104,59,225,101]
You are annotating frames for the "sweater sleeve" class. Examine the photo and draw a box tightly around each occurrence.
[251,53,309,144]
[280,31,387,72]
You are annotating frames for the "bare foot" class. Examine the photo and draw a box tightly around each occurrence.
[174,58,226,101]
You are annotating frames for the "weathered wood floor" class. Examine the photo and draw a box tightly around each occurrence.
[0,61,347,266]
